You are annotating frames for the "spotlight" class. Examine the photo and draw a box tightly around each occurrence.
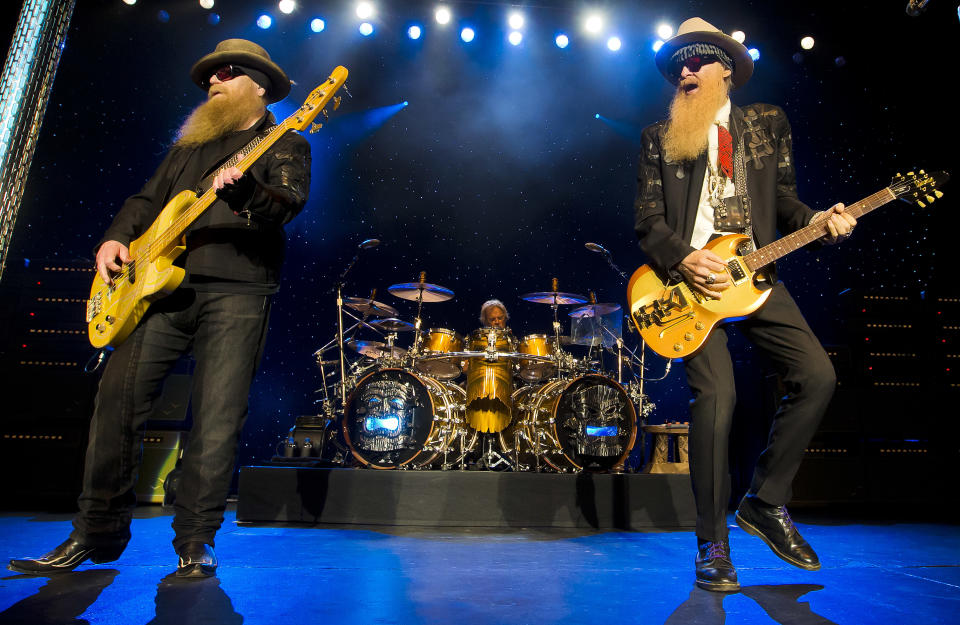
[652,40,664,52]
[731,30,746,43]
[435,6,451,25]
[584,14,603,35]
[800,36,815,50]
[122,0,136,5]
[199,0,214,8]
[403,101,409,106]
[607,36,621,51]
[595,113,600,119]
[656,23,673,40]
[310,18,325,32]
[748,48,760,61]
[508,31,522,46]
[461,27,475,43]
[207,13,220,25]
[278,0,295,14]
[508,12,524,30]
[257,14,272,29]
[555,33,569,48]
[359,22,374,36]
[157,9,169,21]
[408,24,422,39]
[356,2,374,19]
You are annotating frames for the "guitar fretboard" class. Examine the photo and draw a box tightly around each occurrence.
[743,187,896,271]
[198,126,278,192]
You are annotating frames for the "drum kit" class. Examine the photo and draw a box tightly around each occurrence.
[310,273,653,473]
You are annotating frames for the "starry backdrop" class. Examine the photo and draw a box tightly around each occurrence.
[1,0,956,468]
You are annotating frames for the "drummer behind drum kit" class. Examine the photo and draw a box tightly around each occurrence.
[309,274,653,473]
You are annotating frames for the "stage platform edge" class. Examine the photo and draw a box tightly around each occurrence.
[237,466,696,530]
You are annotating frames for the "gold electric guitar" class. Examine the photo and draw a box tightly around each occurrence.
[627,170,948,359]
[86,66,349,348]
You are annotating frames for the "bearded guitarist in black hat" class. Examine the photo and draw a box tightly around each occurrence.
[634,18,856,591]
[9,39,310,578]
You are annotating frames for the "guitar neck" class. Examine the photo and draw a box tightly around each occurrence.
[742,186,897,272]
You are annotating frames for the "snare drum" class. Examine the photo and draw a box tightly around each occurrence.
[464,328,518,433]
[518,334,556,382]
[416,328,464,380]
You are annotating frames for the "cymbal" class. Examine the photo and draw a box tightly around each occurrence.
[569,303,622,318]
[520,291,588,305]
[370,317,416,332]
[388,282,455,302]
[345,339,406,359]
[343,296,399,318]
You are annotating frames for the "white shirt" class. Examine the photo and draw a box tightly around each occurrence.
[689,99,737,250]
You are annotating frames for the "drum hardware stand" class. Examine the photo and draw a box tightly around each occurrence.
[477,434,512,470]
[334,238,381,406]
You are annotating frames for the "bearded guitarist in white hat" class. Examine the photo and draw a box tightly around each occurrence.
[9,39,310,579]
[634,18,855,591]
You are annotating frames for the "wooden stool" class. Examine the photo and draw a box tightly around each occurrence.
[641,423,690,474]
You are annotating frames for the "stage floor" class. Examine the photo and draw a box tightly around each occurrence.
[0,507,957,624]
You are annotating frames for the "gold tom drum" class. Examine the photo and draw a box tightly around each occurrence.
[501,374,637,472]
[518,334,556,382]
[464,328,518,433]
[343,368,467,469]
[416,328,464,380]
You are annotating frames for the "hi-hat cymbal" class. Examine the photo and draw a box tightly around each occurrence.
[345,339,407,359]
[521,291,588,305]
[388,282,455,302]
[370,317,416,332]
[343,297,399,318]
[569,303,622,318]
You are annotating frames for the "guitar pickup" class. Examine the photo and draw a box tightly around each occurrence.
[633,287,691,328]
[727,258,748,285]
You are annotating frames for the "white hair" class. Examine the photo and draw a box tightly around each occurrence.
[479,299,509,325]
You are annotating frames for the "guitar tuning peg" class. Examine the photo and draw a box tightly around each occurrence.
[935,190,944,199]
[907,171,915,176]
[916,199,927,208]
[309,122,323,133]
[919,169,925,174]
[332,96,342,111]
[894,172,902,179]
[925,194,935,203]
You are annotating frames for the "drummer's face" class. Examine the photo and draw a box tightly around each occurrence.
[485,307,507,328]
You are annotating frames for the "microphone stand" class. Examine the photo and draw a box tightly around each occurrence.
[334,242,377,407]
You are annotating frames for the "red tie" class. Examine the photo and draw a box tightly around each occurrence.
[718,124,733,180]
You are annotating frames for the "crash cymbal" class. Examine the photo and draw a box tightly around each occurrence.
[343,297,399,318]
[520,291,588,305]
[569,303,622,318]
[370,317,416,332]
[388,282,455,302]
[345,339,407,359]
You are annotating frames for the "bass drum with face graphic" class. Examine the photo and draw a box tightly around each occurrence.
[343,368,469,469]
[500,374,637,472]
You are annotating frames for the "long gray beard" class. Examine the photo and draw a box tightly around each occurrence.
[662,80,729,163]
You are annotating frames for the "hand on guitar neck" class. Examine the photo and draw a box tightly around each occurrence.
[677,248,730,299]
[96,240,131,287]
[810,202,856,245]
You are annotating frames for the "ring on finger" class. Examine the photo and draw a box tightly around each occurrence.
[706,272,716,285]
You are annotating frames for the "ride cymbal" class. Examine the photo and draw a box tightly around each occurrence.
[388,282,455,302]
[343,297,399,318]
[520,291,588,305]
[370,318,416,332]
[569,303,622,318]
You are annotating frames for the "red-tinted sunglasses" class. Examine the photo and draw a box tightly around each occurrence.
[209,65,245,85]
[675,54,720,75]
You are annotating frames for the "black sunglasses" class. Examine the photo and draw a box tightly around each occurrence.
[674,54,720,75]
[208,65,245,86]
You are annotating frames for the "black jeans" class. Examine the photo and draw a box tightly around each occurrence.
[683,283,836,543]
[71,289,272,551]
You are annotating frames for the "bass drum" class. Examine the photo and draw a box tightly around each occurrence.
[500,374,637,472]
[343,368,468,469]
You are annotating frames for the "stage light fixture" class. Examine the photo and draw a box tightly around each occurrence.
[555,33,569,48]
[199,0,214,9]
[278,0,295,14]
[652,40,664,52]
[356,2,374,19]
[359,22,374,36]
[158,9,169,22]
[731,30,746,43]
[257,14,272,29]
[208,13,220,25]
[461,27,475,43]
[508,12,524,30]
[656,24,673,39]
[408,24,422,39]
[584,14,603,35]
[595,113,600,119]
[748,48,760,61]
[607,36,621,51]
[310,18,325,32]
[508,31,522,46]
[435,6,451,25]
[801,36,815,50]
[123,0,136,5]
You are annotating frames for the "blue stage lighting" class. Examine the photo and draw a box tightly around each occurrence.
[408,24,422,39]
[359,22,374,36]
[364,415,401,432]
[403,101,409,106]
[586,425,617,437]
[652,40,664,52]
[157,10,170,23]
[555,33,569,48]
[595,113,600,119]
[257,14,272,29]
[748,48,760,61]
[461,27,475,43]
[310,18,325,32]
[508,31,522,46]
[607,36,621,51]
[207,13,220,25]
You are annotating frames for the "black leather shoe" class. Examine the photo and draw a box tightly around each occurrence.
[736,495,820,570]
[176,542,217,578]
[8,538,124,575]
[695,540,740,592]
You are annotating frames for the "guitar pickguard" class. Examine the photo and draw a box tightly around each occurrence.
[632,285,697,330]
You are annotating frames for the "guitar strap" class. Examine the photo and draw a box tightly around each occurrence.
[194,124,280,195]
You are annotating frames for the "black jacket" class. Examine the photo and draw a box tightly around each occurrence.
[98,112,310,288]
[633,102,816,281]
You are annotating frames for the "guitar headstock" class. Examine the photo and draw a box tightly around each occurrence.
[288,65,349,133]
[890,169,950,208]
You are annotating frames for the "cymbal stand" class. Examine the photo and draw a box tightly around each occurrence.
[334,242,378,407]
